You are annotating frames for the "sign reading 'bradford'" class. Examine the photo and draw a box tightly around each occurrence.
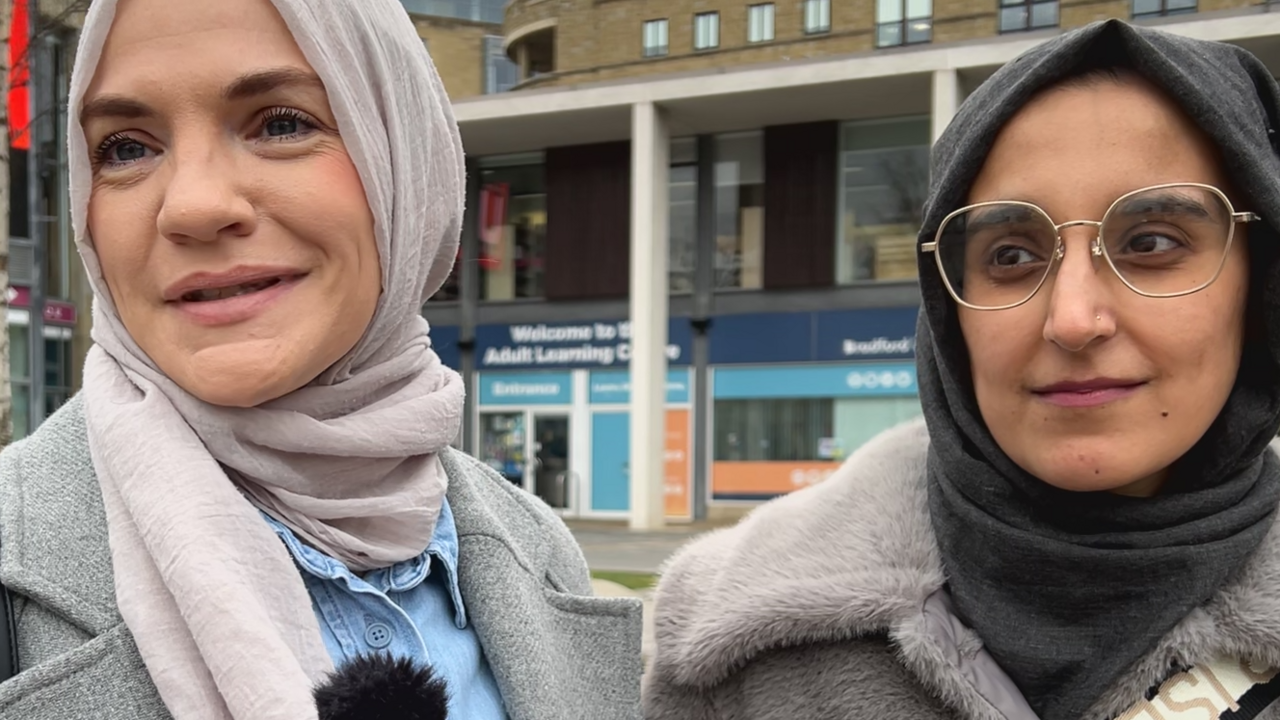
[475,319,695,370]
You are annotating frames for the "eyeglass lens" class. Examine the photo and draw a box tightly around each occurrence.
[935,185,1234,309]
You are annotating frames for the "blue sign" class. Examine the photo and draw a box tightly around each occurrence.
[708,307,918,365]
[814,307,918,362]
[588,369,691,404]
[477,371,574,406]
[430,324,462,370]
[713,362,918,400]
[475,318,694,370]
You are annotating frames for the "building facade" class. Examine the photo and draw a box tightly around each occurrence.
[427,3,1280,523]
[400,0,521,98]
[7,0,93,441]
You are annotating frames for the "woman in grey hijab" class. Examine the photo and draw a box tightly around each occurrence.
[645,19,1280,720]
[0,0,642,718]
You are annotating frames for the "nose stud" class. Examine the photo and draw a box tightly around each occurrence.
[1096,315,1102,321]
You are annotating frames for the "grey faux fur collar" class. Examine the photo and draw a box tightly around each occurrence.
[650,419,1280,720]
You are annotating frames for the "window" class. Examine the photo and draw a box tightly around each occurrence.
[694,12,720,51]
[483,35,518,95]
[643,19,669,58]
[715,398,834,463]
[804,0,832,33]
[836,117,930,283]
[714,396,921,463]
[399,0,505,24]
[999,0,1059,32]
[714,132,765,290]
[478,154,547,300]
[877,0,932,47]
[748,4,775,43]
[7,325,73,441]
[1132,0,1195,17]
[669,138,698,295]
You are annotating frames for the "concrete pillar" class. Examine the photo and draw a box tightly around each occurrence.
[629,101,670,531]
[516,43,530,82]
[931,68,960,144]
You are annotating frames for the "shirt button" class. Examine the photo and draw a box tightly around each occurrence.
[364,622,393,649]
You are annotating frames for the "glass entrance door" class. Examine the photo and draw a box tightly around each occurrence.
[478,412,527,487]
[531,414,571,511]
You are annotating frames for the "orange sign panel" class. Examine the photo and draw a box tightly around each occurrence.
[711,461,842,498]
[664,410,691,518]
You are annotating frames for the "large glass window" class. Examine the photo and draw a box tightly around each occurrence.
[399,0,505,23]
[9,326,28,441]
[7,325,71,441]
[804,0,832,33]
[44,333,71,419]
[714,398,832,462]
[714,396,921,463]
[837,117,930,284]
[483,36,518,94]
[478,154,546,301]
[714,132,765,291]
[748,4,775,43]
[999,0,1059,32]
[643,19,669,58]
[1132,0,1195,16]
[877,0,933,47]
[669,138,698,295]
[694,12,720,51]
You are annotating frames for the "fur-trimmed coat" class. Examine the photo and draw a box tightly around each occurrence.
[642,419,1280,720]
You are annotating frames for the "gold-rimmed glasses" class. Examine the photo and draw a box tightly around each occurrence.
[919,183,1259,311]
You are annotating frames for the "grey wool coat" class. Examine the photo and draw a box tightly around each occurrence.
[0,397,644,720]
[642,419,1280,720]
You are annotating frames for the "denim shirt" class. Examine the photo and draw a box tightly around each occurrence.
[264,501,507,719]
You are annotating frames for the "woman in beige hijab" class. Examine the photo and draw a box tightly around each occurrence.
[0,0,642,718]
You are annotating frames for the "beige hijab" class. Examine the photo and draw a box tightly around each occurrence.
[66,1,466,718]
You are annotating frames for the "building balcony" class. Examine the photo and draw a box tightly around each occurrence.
[504,0,559,86]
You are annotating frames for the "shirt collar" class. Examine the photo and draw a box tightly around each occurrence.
[262,499,468,629]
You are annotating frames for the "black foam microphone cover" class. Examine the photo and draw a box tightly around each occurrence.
[314,654,449,720]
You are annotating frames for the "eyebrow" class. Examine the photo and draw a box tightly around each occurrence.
[79,67,325,127]
[1112,191,1216,221]
[222,67,325,102]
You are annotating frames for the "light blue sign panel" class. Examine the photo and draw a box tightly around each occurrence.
[477,372,574,406]
[713,362,918,400]
[590,412,630,512]
[588,369,690,405]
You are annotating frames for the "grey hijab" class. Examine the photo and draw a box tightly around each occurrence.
[68,0,466,717]
[919,19,1280,720]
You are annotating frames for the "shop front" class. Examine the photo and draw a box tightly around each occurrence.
[706,306,921,502]
[472,317,694,519]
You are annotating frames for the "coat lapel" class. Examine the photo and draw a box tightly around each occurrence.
[0,398,120,638]
[443,448,644,720]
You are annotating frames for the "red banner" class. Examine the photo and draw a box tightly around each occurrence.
[9,0,28,151]
[478,183,509,271]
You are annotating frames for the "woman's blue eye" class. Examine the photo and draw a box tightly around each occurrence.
[95,135,151,168]
[112,141,148,162]
[265,117,300,137]
[260,110,318,140]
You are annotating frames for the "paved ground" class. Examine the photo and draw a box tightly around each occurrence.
[566,520,725,574]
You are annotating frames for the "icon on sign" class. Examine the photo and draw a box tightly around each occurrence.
[4,287,15,303]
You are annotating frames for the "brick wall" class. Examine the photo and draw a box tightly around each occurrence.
[502,0,1256,90]
[413,15,501,99]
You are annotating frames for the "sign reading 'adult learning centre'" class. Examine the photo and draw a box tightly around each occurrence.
[475,319,694,370]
